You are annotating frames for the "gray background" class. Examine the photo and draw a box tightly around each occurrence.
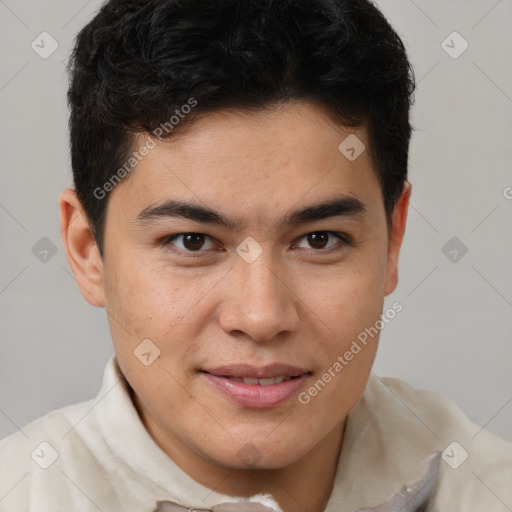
[0,0,511,444]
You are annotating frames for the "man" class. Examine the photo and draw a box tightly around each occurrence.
[1,0,511,511]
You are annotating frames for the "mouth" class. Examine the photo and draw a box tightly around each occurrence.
[211,375,300,385]
[199,364,312,408]
[201,362,311,379]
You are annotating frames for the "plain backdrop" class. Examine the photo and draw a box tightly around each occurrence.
[1,0,511,444]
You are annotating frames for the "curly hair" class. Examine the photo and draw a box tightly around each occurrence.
[67,0,415,258]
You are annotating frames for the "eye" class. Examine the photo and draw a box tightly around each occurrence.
[161,230,351,256]
[162,233,216,253]
[293,231,349,251]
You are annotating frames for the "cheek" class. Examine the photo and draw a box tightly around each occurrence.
[304,258,386,329]
[296,254,387,389]
[298,270,384,415]
[103,259,221,372]
[106,258,191,328]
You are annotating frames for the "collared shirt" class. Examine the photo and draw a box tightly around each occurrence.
[1,354,511,511]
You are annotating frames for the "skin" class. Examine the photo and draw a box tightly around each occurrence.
[59,100,411,512]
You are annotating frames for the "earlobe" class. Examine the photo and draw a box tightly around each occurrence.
[58,188,106,307]
[383,181,411,296]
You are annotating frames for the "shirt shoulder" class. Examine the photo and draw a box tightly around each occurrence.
[0,354,180,512]
[368,374,512,510]
[0,397,102,510]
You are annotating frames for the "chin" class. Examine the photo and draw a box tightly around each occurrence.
[207,438,308,470]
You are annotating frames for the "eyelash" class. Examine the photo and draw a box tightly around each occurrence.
[160,231,352,257]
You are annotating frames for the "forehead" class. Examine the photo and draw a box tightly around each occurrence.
[108,100,383,227]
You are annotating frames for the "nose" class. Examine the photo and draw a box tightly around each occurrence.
[218,252,300,342]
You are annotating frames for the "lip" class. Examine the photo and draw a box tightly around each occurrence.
[200,365,312,409]
[201,363,310,379]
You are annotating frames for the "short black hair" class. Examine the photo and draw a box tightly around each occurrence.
[67,0,415,258]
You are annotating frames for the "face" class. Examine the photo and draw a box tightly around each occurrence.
[61,100,410,477]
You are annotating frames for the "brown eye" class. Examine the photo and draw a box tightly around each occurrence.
[307,232,329,249]
[182,233,205,251]
[294,231,347,251]
[163,233,215,253]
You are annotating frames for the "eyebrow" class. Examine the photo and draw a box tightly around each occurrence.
[133,195,367,231]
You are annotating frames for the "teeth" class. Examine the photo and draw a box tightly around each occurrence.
[258,377,281,386]
[243,378,259,384]
[216,375,298,384]
[239,376,292,385]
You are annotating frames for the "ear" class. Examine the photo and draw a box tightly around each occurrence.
[58,188,105,307]
[383,181,411,296]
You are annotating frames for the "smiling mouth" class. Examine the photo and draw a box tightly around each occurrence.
[199,367,312,408]
[202,373,303,385]
[200,362,311,380]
